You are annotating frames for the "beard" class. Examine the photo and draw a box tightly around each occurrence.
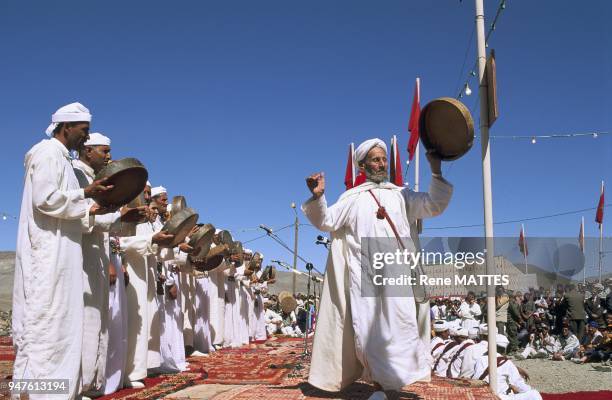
[365,165,388,184]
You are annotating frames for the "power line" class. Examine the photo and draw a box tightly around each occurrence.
[424,203,611,231]
[456,0,508,99]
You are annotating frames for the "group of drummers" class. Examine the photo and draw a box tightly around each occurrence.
[12,102,307,400]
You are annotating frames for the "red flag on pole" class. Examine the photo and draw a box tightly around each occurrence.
[518,225,528,256]
[407,77,421,161]
[389,135,403,186]
[344,143,355,190]
[595,181,605,224]
[354,170,366,186]
[578,218,585,252]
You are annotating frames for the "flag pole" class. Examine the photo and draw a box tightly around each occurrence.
[582,216,586,285]
[473,0,497,391]
[351,143,355,187]
[599,181,604,283]
[522,224,528,274]
[414,78,421,193]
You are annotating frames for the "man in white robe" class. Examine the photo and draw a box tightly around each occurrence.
[104,182,151,394]
[302,138,452,398]
[74,133,147,396]
[123,196,174,387]
[253,270,270,341]
[473,335,542,400]
[12,103,115,399]
[223,263,242,348]
[193,269,214,354]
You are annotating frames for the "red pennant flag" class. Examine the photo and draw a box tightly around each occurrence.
[595,181,605,224]
[354,170,366,186]
[578,218,585,252]
[389,136,403,186]
[344,143,355,190]
[518,225,528,256]
[407,77,421,161]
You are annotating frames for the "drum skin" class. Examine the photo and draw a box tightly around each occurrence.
[419,97,474,161]
[161,207,199,247]
[94,158,148,207]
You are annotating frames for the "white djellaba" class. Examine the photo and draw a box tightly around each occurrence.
[13,103,93,399]
[302,138,453,392]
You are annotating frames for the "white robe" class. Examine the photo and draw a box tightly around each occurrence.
[74,159,122,394]
[208,260,227,346]
[158,268,187,372]
[459,340,487,379]
[302,178,452,391]
[223,265,242,348]
[473,353,542,400]
[253,281,268,341]
[237,272,251,345]
[123,224,158,381]
[194,274,214,353]
[104,245,128,394]
[13,138,91,399]
[176,253,195,348]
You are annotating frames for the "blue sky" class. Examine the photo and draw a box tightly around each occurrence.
[0,0,610,278]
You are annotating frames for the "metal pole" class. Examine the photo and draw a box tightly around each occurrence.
[474,0,497,392]
[414,140,420,192]
[292,205,299,294]
[599,181,604,284]
[522,224,528,274]
[582,216,586,285]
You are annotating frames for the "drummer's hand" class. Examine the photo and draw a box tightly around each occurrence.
[426,151,442,175]
[306,172,325,199]
[152,230,175,246]
[89,203,118,215]
[109,263,118,286]
[188,225,200,236]
[179,242,194,254]
[120,206,148,223]
[84,177,114,199]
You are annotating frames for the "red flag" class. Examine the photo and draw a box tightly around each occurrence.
[389,136,403,186]
[518,225,528,256]
[578,218,585,252]
[354,170,366,186]
[407,77,421,161]
[595,181,605,224]
[344,143,355,190]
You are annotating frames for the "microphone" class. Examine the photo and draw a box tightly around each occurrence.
[259,224,273,234]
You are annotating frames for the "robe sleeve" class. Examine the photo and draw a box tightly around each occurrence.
[301,194,353,232]
[120,233,156,256]
[30,152,88,220]
[402,176,453,220]
[92,211,121,233]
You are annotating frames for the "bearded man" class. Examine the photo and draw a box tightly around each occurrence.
[302,138,452,399]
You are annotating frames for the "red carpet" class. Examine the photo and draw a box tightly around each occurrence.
[542,392,612,400]
[189,339,305,385]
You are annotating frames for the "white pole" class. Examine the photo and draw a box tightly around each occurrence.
[350,143,356,186]
[414,141,420,192]
[522,224,528,275]
[582,216,586,285]
[599,181,604,283]
[474,0,497,392]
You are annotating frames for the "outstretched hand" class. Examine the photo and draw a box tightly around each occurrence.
[306,172,325,199]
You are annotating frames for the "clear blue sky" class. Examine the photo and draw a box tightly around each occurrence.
[0,0,610,278]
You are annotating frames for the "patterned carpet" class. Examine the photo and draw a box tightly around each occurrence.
[189,338,305,385]
[3,335,607,400]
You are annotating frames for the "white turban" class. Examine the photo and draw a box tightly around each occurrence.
[146,181,152,187]
[468,327,480,340]
[244,248,253,254]
[45,102,92,137]
[151,186,167,197]
[496,334,509,349]
[354,138,387,164]
[479,323,492,336]
[84,132,111,147]
[455,328,469,338]
[433,320,448,332]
